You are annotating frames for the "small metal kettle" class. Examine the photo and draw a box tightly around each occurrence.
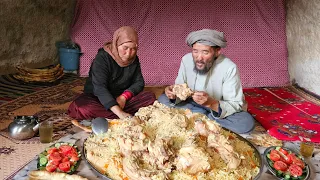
[8,116,40,140]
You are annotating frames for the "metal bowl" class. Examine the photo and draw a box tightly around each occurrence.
[263,146,310,180]
[83,128,263,180]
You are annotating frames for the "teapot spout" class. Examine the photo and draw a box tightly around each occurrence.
[33,123,40,132]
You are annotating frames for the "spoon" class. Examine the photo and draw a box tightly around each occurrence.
[91,117,109,135]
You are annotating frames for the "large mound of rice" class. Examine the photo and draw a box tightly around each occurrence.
[84,101,260,180]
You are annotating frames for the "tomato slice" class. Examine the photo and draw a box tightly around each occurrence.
[62,156,70,162]
[288,153,305,169]
[274,161,288,171]
[49,152,62,162]
[289,164,303,177]
[47,147,58,154]
[49,160,60,166]
[279,148,288,155]
[59,161,71,172]
[46,164,57,172]
[292,158,305,169]
[284,154,293,165]
[70,155,79,162]
[270,149,279,155]
[270,152,281,161]
[59,145,73,155]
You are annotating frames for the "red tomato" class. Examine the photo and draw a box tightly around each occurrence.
[279,148,288,155]
[270,152,281,161]
[288,153,305,169]
[62,156,70,162]
[49,152,62,162]
[274,161,288,171]
[70,155,79,162]
[46,164,57,172]
[284,155,293,165]
[67,149,78,158]
[270,150,279,155]
[59,145,73,154]
[292,158,305,169]
[49,160,60,166]
[59,161,71,172]
[289,164,303,177]
[47,147,58,154]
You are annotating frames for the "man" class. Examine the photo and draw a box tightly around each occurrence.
[158,29,255,134]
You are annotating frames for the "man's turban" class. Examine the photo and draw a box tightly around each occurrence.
[186,29,227,48]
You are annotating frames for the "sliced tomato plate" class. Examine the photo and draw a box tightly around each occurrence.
[264,146,310,180]
[37,142,81,174]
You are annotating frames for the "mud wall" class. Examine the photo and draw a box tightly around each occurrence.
[286,0,320,95]
[0,0,76,74]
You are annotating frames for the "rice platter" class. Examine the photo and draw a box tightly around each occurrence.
[84,101,262,180]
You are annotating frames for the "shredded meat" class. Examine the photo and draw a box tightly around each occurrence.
[172,83,193,101]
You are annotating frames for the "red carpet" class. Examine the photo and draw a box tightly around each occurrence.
[244,87,320,143]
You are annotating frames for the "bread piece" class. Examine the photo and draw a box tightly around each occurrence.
[28,170,88,180]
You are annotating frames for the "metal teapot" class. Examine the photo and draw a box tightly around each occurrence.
[8,116,40,140]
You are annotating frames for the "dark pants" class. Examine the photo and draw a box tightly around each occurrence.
[68,91,156,120]
[158,94,255,134]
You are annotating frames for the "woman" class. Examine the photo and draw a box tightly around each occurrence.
[68,26,156,120]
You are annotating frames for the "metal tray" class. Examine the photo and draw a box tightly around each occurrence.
[83,128,263,180]
[263,146,310,180]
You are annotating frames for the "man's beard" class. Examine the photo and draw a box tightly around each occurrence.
[193,56,217,75]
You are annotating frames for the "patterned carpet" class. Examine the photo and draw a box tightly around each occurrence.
[0,75,86,179]
[244,86,320,142]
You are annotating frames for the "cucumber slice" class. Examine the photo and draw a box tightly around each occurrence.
[275,147,281,150]
[284,174,291,179]
[55,143,61,148]
[276,170,283,176]
[298,174,306,179]
[268,161,274,167]
[39,157,48,166]
[38,153,46,158]
[267,154,270,159]
[69,143,74,146]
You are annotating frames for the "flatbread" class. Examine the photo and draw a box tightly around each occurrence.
[28,170,88,180]
[246,134,282,147]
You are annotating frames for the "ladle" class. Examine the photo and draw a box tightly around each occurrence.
[91,117,109,135]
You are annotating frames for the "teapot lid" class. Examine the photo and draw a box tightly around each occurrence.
[14,116,38,124]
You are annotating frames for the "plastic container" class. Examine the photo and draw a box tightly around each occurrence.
[58,48,80,71]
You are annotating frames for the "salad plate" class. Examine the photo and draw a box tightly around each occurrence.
[37,142,81,174]
[264,146,310,180]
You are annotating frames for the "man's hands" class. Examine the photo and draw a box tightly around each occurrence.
[165,85,176,99]
[192,91,210,105]
[192,91,219,112]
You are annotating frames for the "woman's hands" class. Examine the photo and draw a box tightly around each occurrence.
[116,95,127,109]
[111,96,132,119]
[165,85,176,99]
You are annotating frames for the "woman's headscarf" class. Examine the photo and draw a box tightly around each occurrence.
[104,26,138,67]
